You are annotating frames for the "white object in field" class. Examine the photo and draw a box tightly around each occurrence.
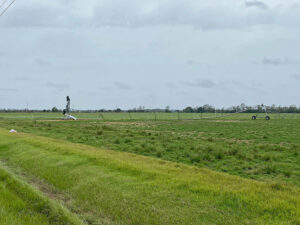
[9,129,17,133]
[66,114,77,120]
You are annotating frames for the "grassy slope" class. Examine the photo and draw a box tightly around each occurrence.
[0,162,84,225]
[1,118,299,185]
[0,128,299,225]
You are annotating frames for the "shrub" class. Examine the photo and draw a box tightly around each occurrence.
[214,151,224,160]
[124,138,132,143]
[190,154,201,163]
[262,154,272,161]
[96,130,103,136]
[207,137,214,142]
[228,148,238,156]
[263,164,277,174]
[155,150,163,158]
[102,125,113,131]
[205,146,214,152]
[283,169,292,177]
[236,152,247,160]
[145,144,156,153]
[202,153,212,161]
[270,182,284,191]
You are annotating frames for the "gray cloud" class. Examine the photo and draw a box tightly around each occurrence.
[15,76,31,81]
[186,60,211,67]
[98,86,112,91]
[36,59,51,66]
[0,88,17,92]
[261,57,300,66]
[182,79,216,88]
[0,3,84,28]
[186,60,200,66]
[139,87,152,92]
[165,82,176,89]
[44,82,70,90]
[245,1,268,10]
[114,82,133,90]
[92,1,272,29]
[1,1,299,30]
[0,1,299,109]
[291,74,300,80]
[227,80,265,93]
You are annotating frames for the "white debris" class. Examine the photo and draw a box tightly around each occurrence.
[67,115,77,120]
[9,129,17,133]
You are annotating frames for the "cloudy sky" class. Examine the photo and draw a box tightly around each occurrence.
[0,0,300,109]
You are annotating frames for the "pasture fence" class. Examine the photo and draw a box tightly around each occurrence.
[1,111,300,121]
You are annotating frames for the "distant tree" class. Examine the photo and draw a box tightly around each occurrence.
[203,104,214,113]
[183,106,194,113]
[137,106,145,112]
[288,105,297,113]
[51,107,58,112]
[165,106,170,113]
[256,104,263,113]
[270,104,277,113]
[115,108,122,112]
[196,107,203,113]
[240,103,246,111]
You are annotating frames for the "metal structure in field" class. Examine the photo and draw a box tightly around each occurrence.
[252,104,270,120]
[63,96,77,120]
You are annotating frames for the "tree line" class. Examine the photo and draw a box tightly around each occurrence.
[181,104,300,113]
[0,104,300,113]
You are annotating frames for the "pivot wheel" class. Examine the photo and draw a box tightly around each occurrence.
[265,116,270,120]
[252,116,257,120]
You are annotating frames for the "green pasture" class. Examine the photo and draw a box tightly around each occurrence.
[0,113,299,224]
[1,114,299,185]
[0,111,299,120]
[0,129,299,224]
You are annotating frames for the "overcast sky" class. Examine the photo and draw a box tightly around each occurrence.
[0,0,300,109]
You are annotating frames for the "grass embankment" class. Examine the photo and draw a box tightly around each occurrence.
[0,162,84,225]
[0,128,299,224]
[1,118,299,185]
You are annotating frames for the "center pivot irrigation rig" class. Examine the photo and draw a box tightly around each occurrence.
[252,104,270,120]
[62,96,77,120]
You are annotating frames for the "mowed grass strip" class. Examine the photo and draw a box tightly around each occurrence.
[0,162,85,225]
[0,129,299,225]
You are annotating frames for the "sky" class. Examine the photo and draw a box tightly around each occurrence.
[0,0,300,110]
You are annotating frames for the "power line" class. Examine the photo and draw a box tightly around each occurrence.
[0,0,15,17]
[0,0,9,9]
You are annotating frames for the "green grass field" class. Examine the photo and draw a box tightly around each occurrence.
[0,113,299,224]
[1,111,298,120]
